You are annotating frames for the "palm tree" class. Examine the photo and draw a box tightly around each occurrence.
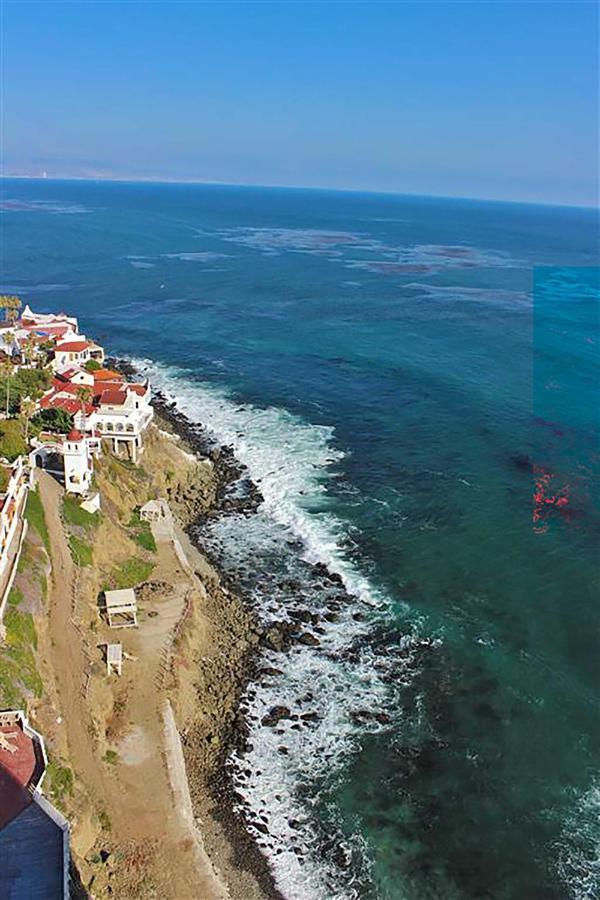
[75,385,93,433]
[19,396,37,444]
[22,334,38,368]
[0,295,22,324]
[0,359,13,418]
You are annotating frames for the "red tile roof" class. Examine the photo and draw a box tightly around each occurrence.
[128,383,148,396]
[67,430,84,441]
[39,392,95,416]
[94,369,124,382]
[99,389,127,406]
[55,341,90,353]
[50,381,80,395]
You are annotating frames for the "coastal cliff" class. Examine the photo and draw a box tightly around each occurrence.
[1,412,276,899]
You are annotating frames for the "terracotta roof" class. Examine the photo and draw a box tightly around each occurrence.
[50,381,80,395]
[39,392,94,416]
[128,383,148,396]
[67,429,84,441]
[94,369,124,382]
[55,341,90,353]
[99,389,127,407]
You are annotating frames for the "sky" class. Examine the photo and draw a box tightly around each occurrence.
[2,0,598,206]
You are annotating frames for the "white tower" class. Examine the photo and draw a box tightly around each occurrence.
[63,430,92,495]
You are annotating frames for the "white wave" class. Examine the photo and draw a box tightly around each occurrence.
[134,358,386,609]
[556,778,600,899]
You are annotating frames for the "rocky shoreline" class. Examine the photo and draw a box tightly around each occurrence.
[113,358,281,897]
[115,359,383,898]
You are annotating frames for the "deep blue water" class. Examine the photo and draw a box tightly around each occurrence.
[1,180,599,900]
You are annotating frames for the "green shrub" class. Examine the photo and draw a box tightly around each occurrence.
[24,488,50,552]
[31,408,74,434]
[103,749,118,765]
[98,810,112,832]
[46,760,74,807]
[0,419,26,461]
[84,359,102,373]
[0,367,51,415]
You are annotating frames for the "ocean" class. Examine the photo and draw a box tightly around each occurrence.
[1,179,598,900]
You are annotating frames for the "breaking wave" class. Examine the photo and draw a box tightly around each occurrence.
[556,779,600,899]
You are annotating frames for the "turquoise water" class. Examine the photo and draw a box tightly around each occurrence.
[2,180,599,899]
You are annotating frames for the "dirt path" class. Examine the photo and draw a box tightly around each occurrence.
[38,472,112,800]
[38,471,228,898]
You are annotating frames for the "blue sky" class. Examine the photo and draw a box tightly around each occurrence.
[2,1,598,206]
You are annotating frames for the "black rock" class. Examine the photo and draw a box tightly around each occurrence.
[261,706,292,727]
[297,632,320,646]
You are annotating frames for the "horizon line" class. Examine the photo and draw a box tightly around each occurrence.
[2,172,598,212]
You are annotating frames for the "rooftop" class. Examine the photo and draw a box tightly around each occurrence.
[99,388,127,407]
[55,341,90,353]
[0,714,46,830]
[94,368,124,382]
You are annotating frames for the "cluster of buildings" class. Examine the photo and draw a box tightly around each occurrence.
[0,305,155,612]
[0,306,154,610]
[0,306,159,896]
[5,305,153,493]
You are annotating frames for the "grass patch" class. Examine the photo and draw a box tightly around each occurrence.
[127,509,157,554]
[7,586,23,607]
[16,541,33,574]
[103,749,118,765]
[133,530,156,552]
[0,670,25,709]
[107,557,154,590]
[68,535,93,567]
[5,606,37,650]
[24,488,50,552]
[0,605,43,706]
[62,495,100,530]
[46,759,74,808]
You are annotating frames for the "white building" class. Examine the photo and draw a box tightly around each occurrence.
[62,430,94,495]
[53,365,95,387]
[20,304,78,332]
[92,383,153,463]
[52,337,104,372]
[30,430,101,497]
[0,457,29,621]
